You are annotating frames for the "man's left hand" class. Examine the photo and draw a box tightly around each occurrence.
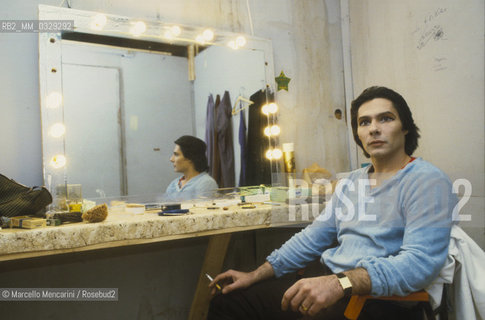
[281,275,344,316]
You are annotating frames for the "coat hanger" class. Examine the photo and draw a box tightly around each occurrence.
[232,95,254,115]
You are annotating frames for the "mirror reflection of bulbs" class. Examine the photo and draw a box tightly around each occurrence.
[262,103,278,115]
[268,103,278,114]
[49,123,66,138]
[236,36,246,47]
[195,34,205,44]
[90,14,107,30]
[50,154,66,169]
[265,149,273,160]
[265,148,282,160]
[46,92,62,109]
[164,30,174,40]
[130,21,146,36]
[227,40,238,50]
[264,125,281,137]
[270,125,280,136]
[170,25,181,36]
[272,148,283,159]
[202,29,214,41]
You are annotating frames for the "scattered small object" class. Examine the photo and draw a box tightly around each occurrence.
[158,209,189,216]
[52,211,83,223]
[82,203,108,223]
[46,218,61,226]
[241,204,256,209]
[207,206,219,210]
[223,207,229,210]
[161,203,181,211]
[10,216,47,229]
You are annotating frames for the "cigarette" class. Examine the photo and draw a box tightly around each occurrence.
[205,273,222,290]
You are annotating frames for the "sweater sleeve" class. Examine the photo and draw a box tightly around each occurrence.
[356,171,456,296]
[266,198,338,278]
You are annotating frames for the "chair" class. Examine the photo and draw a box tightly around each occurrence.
[344,289,448,320]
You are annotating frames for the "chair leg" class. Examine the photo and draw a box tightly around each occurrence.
[344,295,368,320]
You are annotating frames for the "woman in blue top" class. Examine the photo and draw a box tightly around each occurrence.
[165,135,218,200]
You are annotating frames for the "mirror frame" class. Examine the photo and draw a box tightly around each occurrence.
[38,4,279,205]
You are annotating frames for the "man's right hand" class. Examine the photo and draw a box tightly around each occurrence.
[209,261,275,295]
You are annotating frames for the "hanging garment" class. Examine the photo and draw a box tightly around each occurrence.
[238,103,247,187]
[205,94,215,177]
[245,90,272,186]
[215,91,235,188]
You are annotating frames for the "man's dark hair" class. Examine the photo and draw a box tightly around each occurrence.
[174,135,209,172]
[350,86,420,158]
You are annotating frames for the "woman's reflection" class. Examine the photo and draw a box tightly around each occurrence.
[165,135,218,200]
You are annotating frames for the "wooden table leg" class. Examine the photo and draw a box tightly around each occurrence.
[188,233,232,320]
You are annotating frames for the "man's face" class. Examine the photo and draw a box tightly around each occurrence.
[357,98,408,159]
[170,145,192,173]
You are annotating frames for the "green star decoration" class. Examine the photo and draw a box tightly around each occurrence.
[275,71,291,91]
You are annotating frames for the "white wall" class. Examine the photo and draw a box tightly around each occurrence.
[348,0,485,247]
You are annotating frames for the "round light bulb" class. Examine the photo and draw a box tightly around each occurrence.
[49,123,66,138]
[227,40,238,50]
[262,104,270,115]
[170,25,181,36]
[264,126,271,137]
[236,36,246,47]
[50,154,66,169]
[268,103,278,114]
[272,148,283,159]
[130,21,146,36]
[265,149,273,160]
[163,30,174,40]
[202,29,214,41]
[270,125,281,136]
[195,34,205,44]
[90,14,107,31]
[46,92,62,109]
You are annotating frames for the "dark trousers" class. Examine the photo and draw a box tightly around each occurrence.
[207,264,425,320]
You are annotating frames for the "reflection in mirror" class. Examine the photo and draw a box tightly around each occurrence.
[38,5,279,205]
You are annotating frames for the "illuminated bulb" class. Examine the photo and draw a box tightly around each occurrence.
[262,104,269,115]
[90,14,107,31]
[270,125,281,136]
[227,40,238,50]
[195,34,205,44]
[130,21,146,36]
[268,103,278,114]
[163,30,174,40]
[272,148,283,160]
[46,92,62,109]
[49,123,66,138]
[202,29,214,41]
[170,25,181,36]
[236,36,246,47]
[264,126,271,137]
[50,154,66,169]
[265,149,273,160]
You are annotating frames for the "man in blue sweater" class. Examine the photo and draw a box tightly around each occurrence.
[207,86,457,319]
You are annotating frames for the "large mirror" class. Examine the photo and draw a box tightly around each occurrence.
[38,5,279,203]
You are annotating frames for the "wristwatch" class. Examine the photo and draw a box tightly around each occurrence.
[336,272,353,297]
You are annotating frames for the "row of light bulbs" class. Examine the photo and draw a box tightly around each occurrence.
[45,92,66,168]
[90,13,246,49]
[262,103,283,160]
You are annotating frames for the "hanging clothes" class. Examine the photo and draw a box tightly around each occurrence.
[245,90,272,186]
[215,91,235,188]
[238,102,247,187]
[205,94,216,177]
